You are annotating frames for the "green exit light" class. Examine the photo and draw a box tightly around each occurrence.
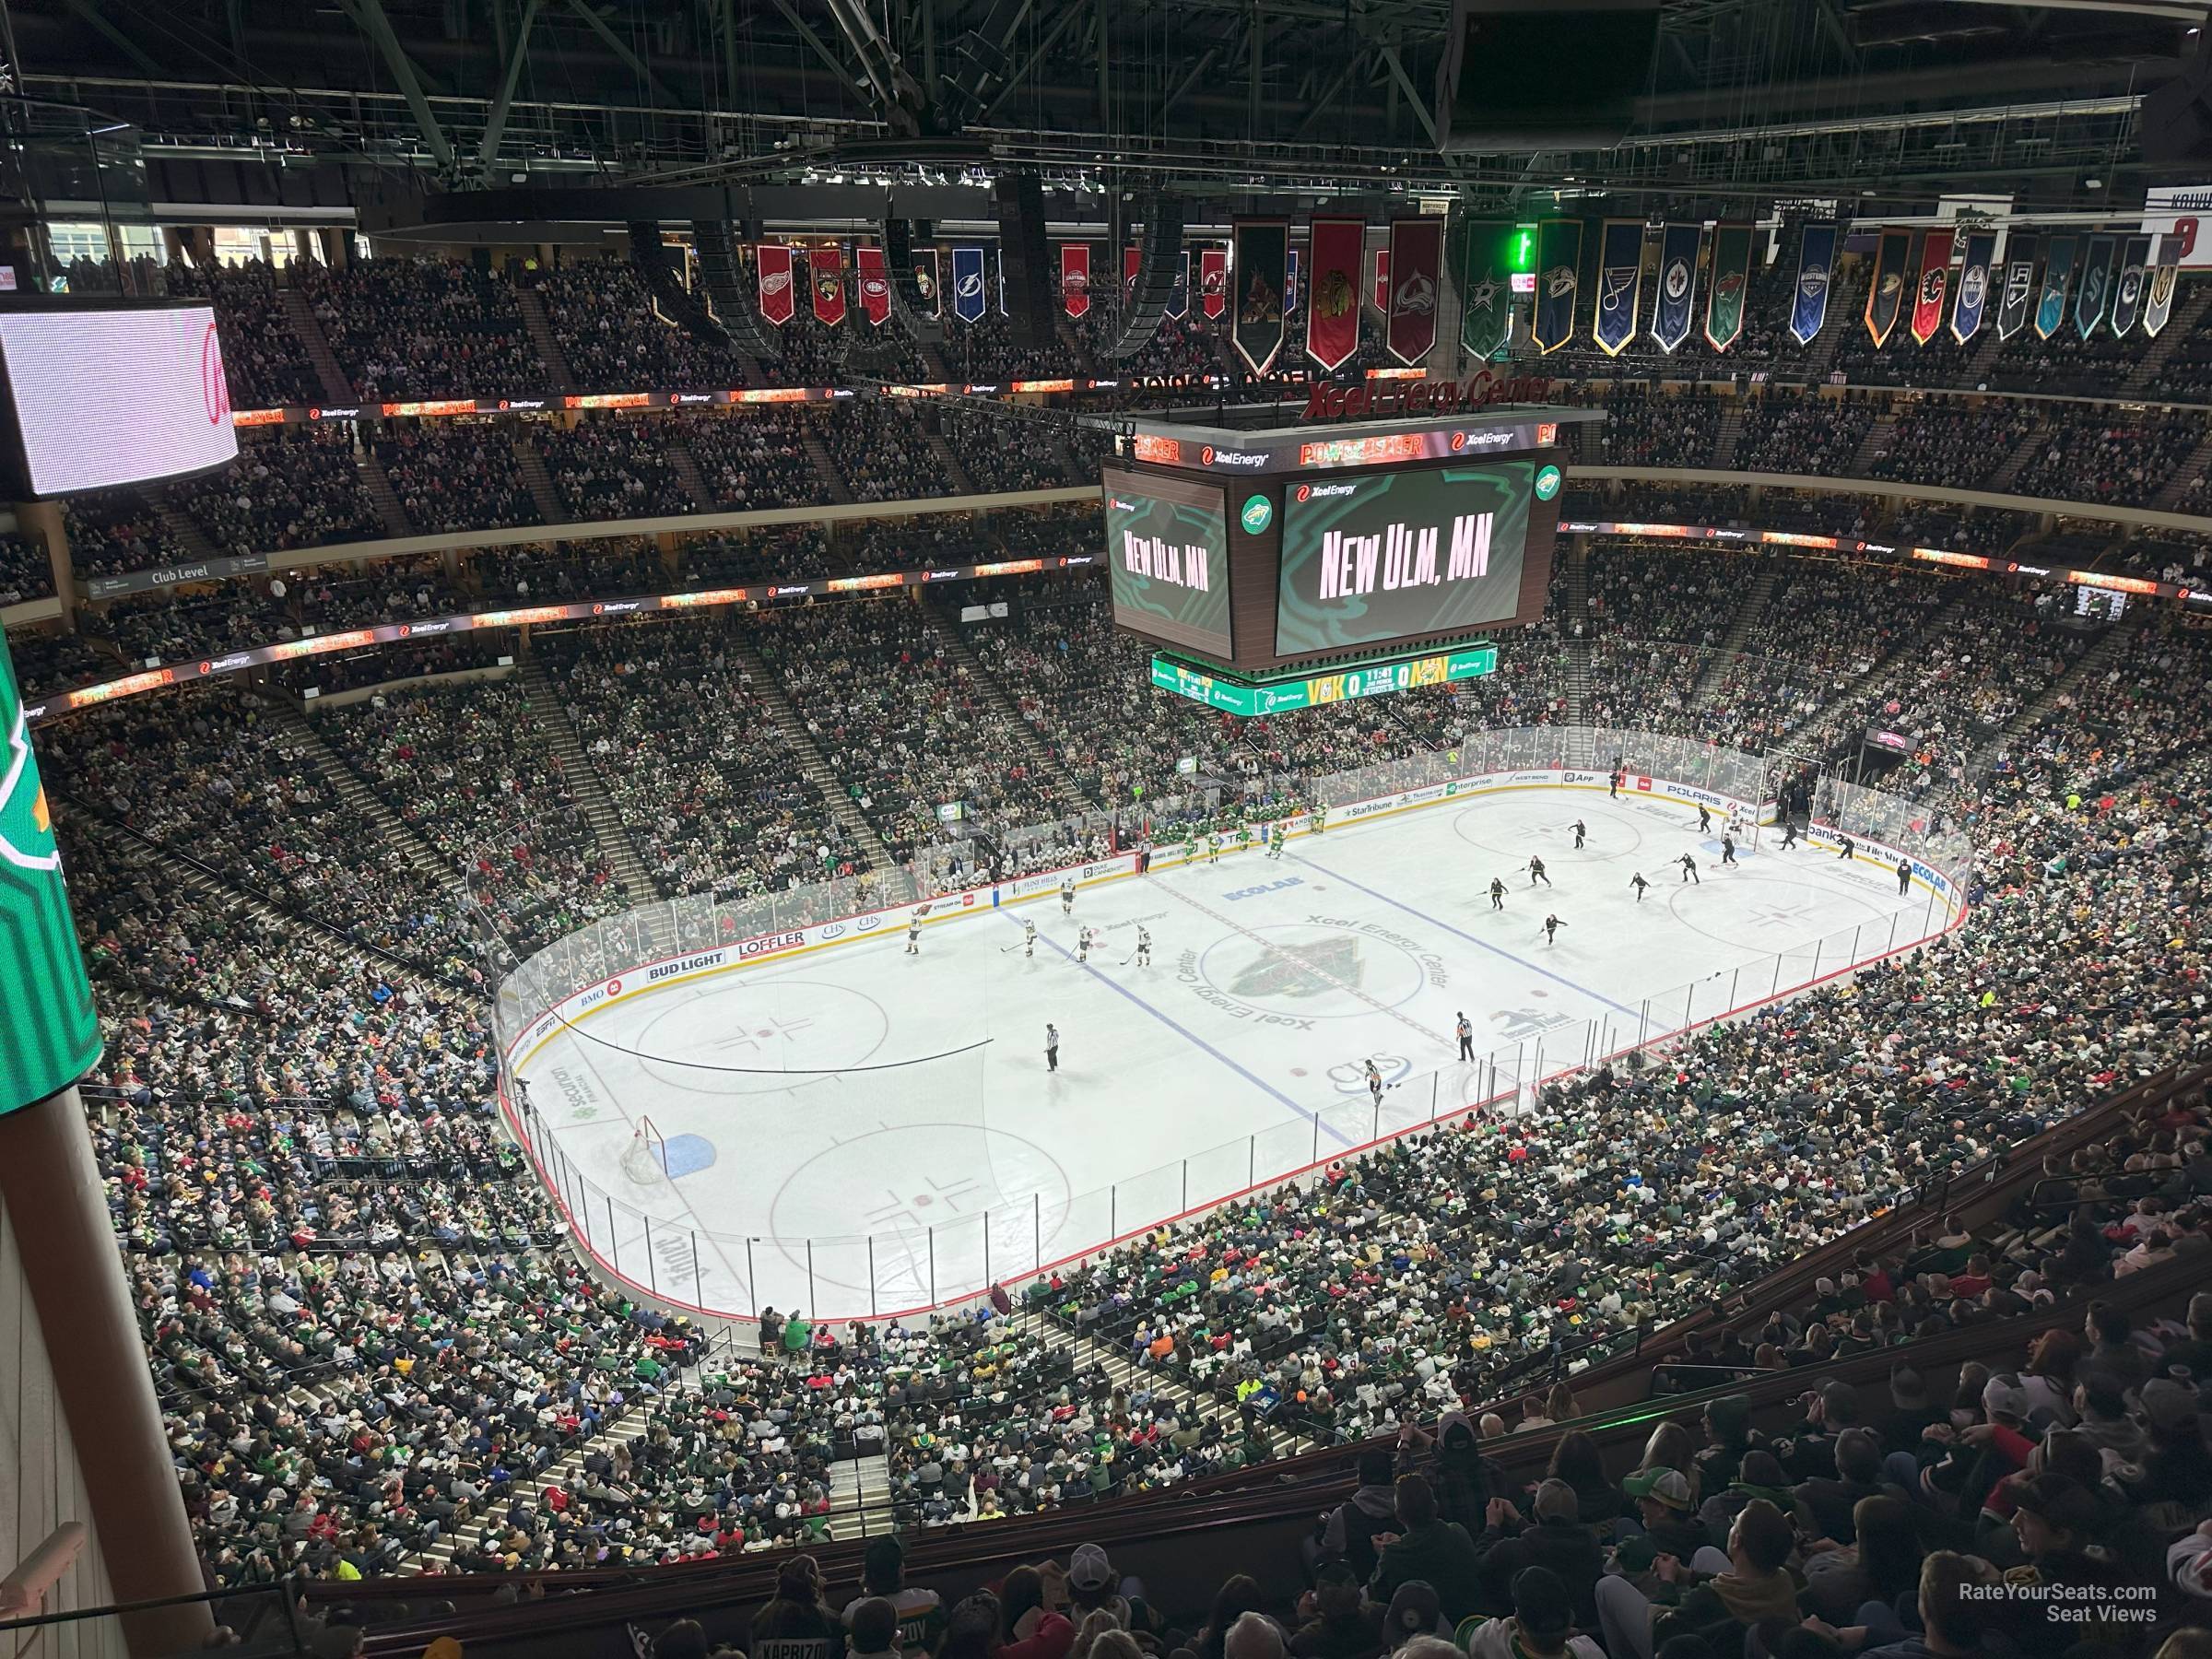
[1510,226,1536,271]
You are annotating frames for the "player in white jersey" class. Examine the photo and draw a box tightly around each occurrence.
[1135,926,1152,967]
[1077,926,1093,963]
[1061,877,1076,915]
[1023,917,1037,957]
[906,913,922,954]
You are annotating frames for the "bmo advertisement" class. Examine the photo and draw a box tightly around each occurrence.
[1101,466,1235,656]
[1274,459,1558,655]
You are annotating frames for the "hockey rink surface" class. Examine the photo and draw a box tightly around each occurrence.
[515,786,1948,1321]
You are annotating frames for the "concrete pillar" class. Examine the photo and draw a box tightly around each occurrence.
[0,1088,215,1657]
[16,499,72,626]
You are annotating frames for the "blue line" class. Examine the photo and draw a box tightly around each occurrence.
[1288,850,1644,1021]
[1008,914,1354,1147]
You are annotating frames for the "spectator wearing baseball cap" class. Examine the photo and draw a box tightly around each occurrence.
[1066,1544,1160,1645]
[1623,1469,1709,1563]
[1288,1563,1382,1659]
[1474,1479,1604,1627]
[1459,1567,1603,1659]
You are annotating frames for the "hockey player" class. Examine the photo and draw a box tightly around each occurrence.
[1045,1023,1060,1073]
[1061,877,1076,915]
[1183,833,1199,865]
[1679,853,1700,885]
[1897,857,1912,896]
[1489,877,1507,911]
[1781,818,1799,851]
[1609,768,1623,799]
[1134,926,1152,968]
[1312,802,1327,836]
[1268,822,1287,859]
[1572,819,1587,850]
[1206,830,1221,865]
[1721,833,1738,867]
[1838,834,1855,862]
[1077,925,1094,964]
[1527,855,1551,888]
[1542,913,1568,947]
[906,912,923,955]
[1697,803,1712,835]
[1023,917,1038,958]
[1365,1059,1382,1107]
[1236,822,1253,855]
[1630,871,1650,903]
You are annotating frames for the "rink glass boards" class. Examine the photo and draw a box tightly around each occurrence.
[1273,460,1537,655]
[1101,467,1235,656]
[0,634,101,1112]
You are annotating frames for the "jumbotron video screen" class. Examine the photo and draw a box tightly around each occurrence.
[1101,466,1234,657]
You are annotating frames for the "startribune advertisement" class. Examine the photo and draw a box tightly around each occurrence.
[0,635,100,1113]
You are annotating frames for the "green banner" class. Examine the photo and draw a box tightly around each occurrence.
[0,636,100,1113]
[1457,218,1516,360]
[1704,221,1754,351]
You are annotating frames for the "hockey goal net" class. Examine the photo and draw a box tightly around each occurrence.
[618,1115,670,1186]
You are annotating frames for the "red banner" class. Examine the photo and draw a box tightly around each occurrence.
[757,244,795,326]
[1911,228,1953,346]
[1304,217,1364,370]
[809,245,845,326]
[1124,244,1139,300]
[1372,249,1391,312]
[1199,247,1228,320]
[1061,244,1092,318]
[1385,218,1443,366]
[855,245,890,326]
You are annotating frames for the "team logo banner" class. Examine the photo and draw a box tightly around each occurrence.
[1124,244,1139,302]
[1232,218,1290,374]
[1533,218,1583,353]
[1458,218,1515,361]
[1592,218,1643,357]
[2110,234,2152,337]
[951,245,988,324]
[1705,221,1752,351]
[1788,221,1834,346]
[2034,234,2075,339]
[854,245,891,326]
[1865,227,1912,347]
[914,248,941,319]
[1651,223,1701,352]
[1994,234,2036,341]
[1948,230,1995,345]
[2075,234,2115,339]
[1062,244,1092,319]
[1910,228,1952,345]
[1305,216,1365,370]
[756,243,795,326]
[1386,217,1444,365]
[1371,249,1391,312]
[1285,246,1300,314]
[0,638,100,1116]
[1166,250,1190,320]
[809,245,845,326]
[1199,247,1228,320]
[2145,236,2182,336]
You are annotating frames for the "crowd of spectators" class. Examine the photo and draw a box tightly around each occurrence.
[0,528,54,605]
[168,257,324,408]
[2014,407,2202,509]
[1590,388,1721,469]
[300,258,546,402]
[535,416,696,521]
[376,424,540,535]
[822,403,948,503]
[171,428,385,555]
[1732,394,1880,479]
[680,409,829,511]
[535,259,754,394]
[1865,401,2041,493]
[63,488,194,577]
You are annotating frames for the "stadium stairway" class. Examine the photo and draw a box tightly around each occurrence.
[927,616,1085,809]
[1686,561,1779,707]
[1560,540,1594,763]
[278,284,358,406]
[1794,587,1975,756]
[725,638,897,873]
[1970,605,2142,771]
[2151,422,2212,511]
[2122,281,2212,393]
[514,436,571,524]
[1982,414,2050,495]
[1707,403,1745,470]
[147,490,221,561]
[1844,409,1896,477]
[924,426,979,495]
[800,424,857,505]
[827,1453,898,1538]
[277,700,454,883]
[514,288,577,394]
[665,439,714,511]
[355,442,415,539]
[516,656,663,911]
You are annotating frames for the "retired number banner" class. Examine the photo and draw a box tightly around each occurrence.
[756,243,795,326]
[1652,223,1701,353]
[1910,228,1952,346]
[809,245,845,326]
[1305,217,1365,370]
[1592,218,1643,357]
[1385,217,1443,365]
[1533,218,1583,353]
[1232,219,1290,374]
[1704,222,1752,351]
[1865,228,1912,347]
[855,245,891,325]
[1789,222,1836,346]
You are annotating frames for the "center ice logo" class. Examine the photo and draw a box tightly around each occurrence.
[1230,935,1360,999]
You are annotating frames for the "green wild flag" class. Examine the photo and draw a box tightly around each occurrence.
[1458,218,1515,360]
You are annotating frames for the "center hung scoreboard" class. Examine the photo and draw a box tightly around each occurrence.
[1102,399,1591,712]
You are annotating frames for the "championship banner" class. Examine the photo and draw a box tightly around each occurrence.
[1371,249,1391,312]
[951,246,988,324]
[756,243,795,326]
[1652,223,1701,352]
[0,637,100,1117]
[1592,218,1643,356]
[1198,246,1228,320]
[1305,216,1365,370]
[1231,218,1289,374]
[2110,234,2153,337]
[2034,235,2076,339]
[1994,234,2037,341]
[1865,227,1912,347]
[1910,228,1952,345]
[1533,218,1583,353]
[1385,216,1444,365]
[1704,221,1753,351]
[1458,218,1516,361]
[916,248,941,318]
[2144,236,2183,336]
[809,244,845,326]
[1948,230,1995,345]
[855,245,891,325]
[1165,250,1190,320]
[1123,244,1139,302]
[1061,244,1092,319]
[1285,246,1300,314]
[1788,221,1835,346]
[2075,233,2115,339]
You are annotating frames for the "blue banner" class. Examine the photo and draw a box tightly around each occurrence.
[1533,218,1583,354]
[1948,230,1996,345]
[1649,224,1700,353]
[951,245,987,323]
[1592,219,1642,356]
[2034,235,2076,340]
[1166,250,1190,320]
[1789,221,1836,345]
[2075,234,2115,339]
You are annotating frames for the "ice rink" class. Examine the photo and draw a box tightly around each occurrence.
[513,784,1950,1320]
